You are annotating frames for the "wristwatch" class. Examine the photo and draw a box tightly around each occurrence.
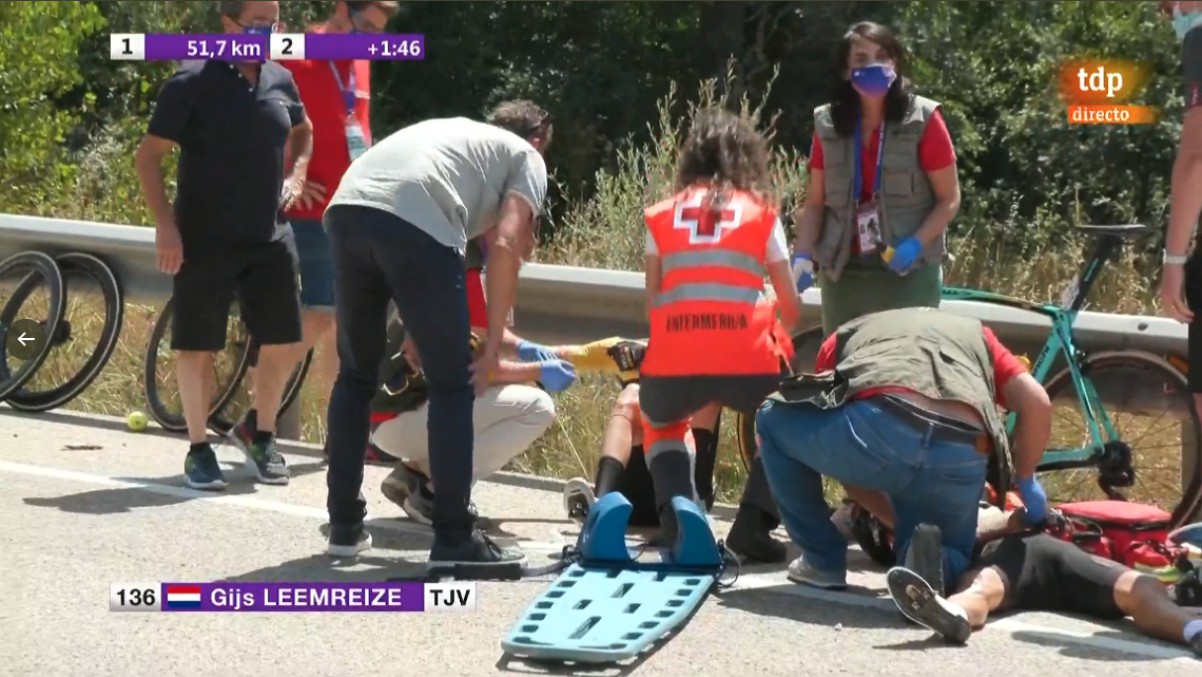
[1164,250,1189,265]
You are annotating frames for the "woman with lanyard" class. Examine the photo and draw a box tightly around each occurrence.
[791,21,961,337]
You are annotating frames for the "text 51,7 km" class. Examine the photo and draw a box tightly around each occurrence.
[109,581,475,612]
[110,33,425,61]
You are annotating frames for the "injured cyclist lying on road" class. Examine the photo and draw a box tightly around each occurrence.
[884,505,1202,657]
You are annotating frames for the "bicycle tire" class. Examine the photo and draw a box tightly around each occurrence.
[0,251,66,402]
[1042,349,1202,529]
[5,253,124,412]
[143,297,253,432]
[208,346,314,435]
[735,326,826,472]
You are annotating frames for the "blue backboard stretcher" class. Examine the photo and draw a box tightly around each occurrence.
[501,493,723,664]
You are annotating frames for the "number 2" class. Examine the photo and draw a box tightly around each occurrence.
[121,37,132,55]
[281,37,293,55]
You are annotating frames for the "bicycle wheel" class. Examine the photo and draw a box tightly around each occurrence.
[5,253,124,412]
[143,297,253,432]
[0,251,65,401]
[1041,350,1202,528]
[208,345,314,435]
[735,325,826,471]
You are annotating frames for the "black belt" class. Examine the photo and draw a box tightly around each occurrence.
[872,394,991,452]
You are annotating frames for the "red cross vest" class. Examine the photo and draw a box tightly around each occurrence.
[640,186,789,377]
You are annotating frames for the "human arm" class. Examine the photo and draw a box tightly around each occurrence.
[644,225,663,320]
[765,217,803,333]
[135,71,194,275]
[281,77,314,210]
[888,110,960,272]
[988,327,1052,521]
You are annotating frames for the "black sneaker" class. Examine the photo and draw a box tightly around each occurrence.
[886,566,971,644]
[184,447,227,491]
[726,506,787,564]
[427,529,525,569]
[904,523,945,596]
[244,437,289,485]
[402,489,488,529]
[327,523,372,557]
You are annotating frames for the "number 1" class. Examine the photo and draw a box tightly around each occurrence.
[281,37,293,55]
[122,37,132,55]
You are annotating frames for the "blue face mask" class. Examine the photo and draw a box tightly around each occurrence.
[242,23,275,36]
[850,63,897,97]
[1173,7,1202,40]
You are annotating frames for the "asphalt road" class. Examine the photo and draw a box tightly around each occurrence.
[1,408,1198,676]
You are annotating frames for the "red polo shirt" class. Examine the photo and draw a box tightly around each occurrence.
[813,325,1027,409]
[280,28,372,222]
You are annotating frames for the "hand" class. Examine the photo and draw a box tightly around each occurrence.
[792,252,814,293]
[297,180,327,210]
[401,334,421,372]
[470,345,499,396]
[888,237,923,274]
[155,219,184,275]
[538,359,577,393]
[280,174,306,211]
[517,339,558,362]
[1160,264,1194,323]
[1016,476,1049,524]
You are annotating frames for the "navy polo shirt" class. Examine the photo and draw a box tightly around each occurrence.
[147,60,306,249]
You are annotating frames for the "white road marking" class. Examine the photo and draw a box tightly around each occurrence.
[1,458,1197,662]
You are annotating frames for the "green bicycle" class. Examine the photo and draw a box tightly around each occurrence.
[736,223,1202,530]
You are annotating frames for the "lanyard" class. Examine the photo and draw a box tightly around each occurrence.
[329,62,356,116]
[852,119,886,200]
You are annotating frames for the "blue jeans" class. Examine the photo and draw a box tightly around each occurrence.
[323,205,476,538]
[291,218,335,310]
[757,397,987,584]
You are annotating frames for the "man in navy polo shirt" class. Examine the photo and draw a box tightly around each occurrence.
[134,0,313,491]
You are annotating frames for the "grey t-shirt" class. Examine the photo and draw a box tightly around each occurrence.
[328,116,548,252]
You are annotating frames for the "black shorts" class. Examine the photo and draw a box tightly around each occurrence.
[1185,27,1202,109]
[1184,254,1202,391]
[622,443,717,528]
[638,374,780,424]
[170,238,303,352]
[973,533,1126,620]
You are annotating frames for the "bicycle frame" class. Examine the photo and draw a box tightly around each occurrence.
[941,234,1127,472]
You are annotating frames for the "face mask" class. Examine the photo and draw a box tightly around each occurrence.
[850,63,897,97]
[1173,7,1202,40]
[243,24,274,36]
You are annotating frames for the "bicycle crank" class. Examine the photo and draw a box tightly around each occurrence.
[1096,440,1136,496]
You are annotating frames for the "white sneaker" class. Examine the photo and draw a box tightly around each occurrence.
[563,477,595,523]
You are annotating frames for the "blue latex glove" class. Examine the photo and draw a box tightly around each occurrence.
[538,359,577,393]
[1016,476,1049,524]
[517,340,558,363]
[792,252,814,293]
[888,236,924,274]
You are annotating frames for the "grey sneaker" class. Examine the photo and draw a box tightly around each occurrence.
[903,523,945,597]
[427,529,526,569]
[327,523,373,558]
[886,566,971,644]
[401,489,488,529]
[563,477,595,523]
[381,464,425,510]
[243,437,289,485]
[184,447,227,491]
[786,556,847,590]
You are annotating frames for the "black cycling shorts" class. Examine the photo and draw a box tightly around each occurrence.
[973,533,1126,620]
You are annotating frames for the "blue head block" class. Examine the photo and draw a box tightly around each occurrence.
[667,496,721,569]
[577,491,635,565]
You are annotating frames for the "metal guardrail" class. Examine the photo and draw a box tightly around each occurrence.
[1,213,1188,358]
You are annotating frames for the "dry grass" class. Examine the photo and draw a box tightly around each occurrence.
[4,70,1190,513]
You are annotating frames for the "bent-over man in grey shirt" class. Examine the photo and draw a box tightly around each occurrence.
[322,101,551,568]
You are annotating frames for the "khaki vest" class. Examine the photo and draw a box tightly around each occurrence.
[813,95,945,280]
[768,308,1012,479]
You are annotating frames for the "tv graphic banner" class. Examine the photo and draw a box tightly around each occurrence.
[109,581,475,612]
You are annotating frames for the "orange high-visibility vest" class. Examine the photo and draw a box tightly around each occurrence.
[640,186,787,377]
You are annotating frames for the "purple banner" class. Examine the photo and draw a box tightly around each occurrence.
[306,33,425,60]
[160,581,424,612]
[145,34,269,61]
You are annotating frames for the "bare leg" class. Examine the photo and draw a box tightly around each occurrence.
[251,343,298,435]
[176,351,214,444]
[844,485,895,528]
[945,566,1010,630]
[301,310,338,394]
[1116,572,1202,648]
[600,383,643,467]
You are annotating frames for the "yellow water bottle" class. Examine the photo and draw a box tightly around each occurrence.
[882,246,895,263]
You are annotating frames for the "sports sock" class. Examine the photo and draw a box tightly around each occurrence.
[1184,619,1202,643]
[594,456,625,497]
[243,408,258,432]
[691,428,717,507]
[188,442,211,455]
[252,430,274,446]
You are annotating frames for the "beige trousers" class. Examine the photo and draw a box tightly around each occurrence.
[370,384,556,481]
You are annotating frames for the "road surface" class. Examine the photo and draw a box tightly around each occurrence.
[0,409,1197,676]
